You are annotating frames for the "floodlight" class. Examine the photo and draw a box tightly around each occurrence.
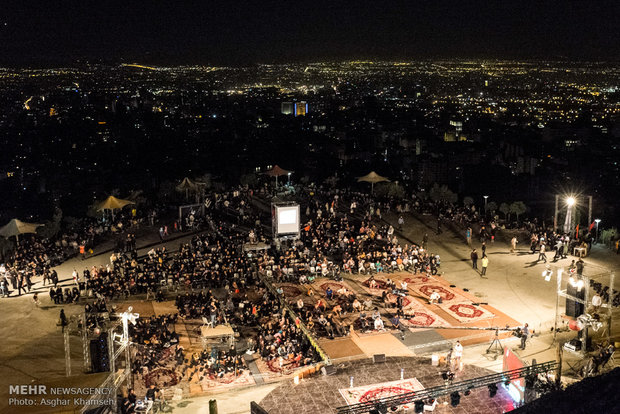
[566,197,576,207]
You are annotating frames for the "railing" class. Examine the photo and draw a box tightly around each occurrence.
[337,360,559,414]
[256,269,330,364]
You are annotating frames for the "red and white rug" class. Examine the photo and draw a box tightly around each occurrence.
[438,302,496,323]
[339,377,425,408]
[408,283,465,303]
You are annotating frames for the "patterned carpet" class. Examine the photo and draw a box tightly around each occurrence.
[339,377,425,408]
[438,303,496,324]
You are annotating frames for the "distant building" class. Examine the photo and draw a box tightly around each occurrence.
[449,120,463,133]
[281,102,294,115]
[295,101,308,117]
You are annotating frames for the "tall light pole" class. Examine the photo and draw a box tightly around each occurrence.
[563,196,575,234]
[483,195,489,216]
[595,219,601,244]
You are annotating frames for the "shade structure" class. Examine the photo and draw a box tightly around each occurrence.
[176,177,199,193]
[176,177,207,200]
[264,165,293,187]
[264,165,291,177]
[96,196,135,212]
[0,219,43,238]
[357,171,390,193]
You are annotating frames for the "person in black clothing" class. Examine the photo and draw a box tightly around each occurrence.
[471,249,478,270]
[59,309,68,332]
[17,275,25,296]
[145,384,159,401]
[576,258,585,275]
[121,388,136,414]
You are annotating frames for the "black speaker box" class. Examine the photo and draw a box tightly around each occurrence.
[565,283,585,318]
[321,365,337,376]
[373,354,386,363]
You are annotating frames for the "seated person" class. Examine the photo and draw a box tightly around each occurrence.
[374,317,385,330]
[391,314,405,338]
[358,313,371,330]
[352,299,362,311]
[368,276,378,289]
[429,290,441,304]
[326,287,333,300]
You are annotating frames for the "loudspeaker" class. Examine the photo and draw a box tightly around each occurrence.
[321,365,337,376]
[89,334,109,373]
[565,283,585,318]
[250,401,269,414]
[373,354,386,363]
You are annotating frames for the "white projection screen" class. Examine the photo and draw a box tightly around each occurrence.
[276,205,300,235]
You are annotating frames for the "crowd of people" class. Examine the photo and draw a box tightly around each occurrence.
[4,179,619,410]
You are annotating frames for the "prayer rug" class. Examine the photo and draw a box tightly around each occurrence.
[438,303,496,323]
[317,280,355,297]
[276,283,304,299]
[401,308,451,329]
[339,377,425,408]
[199,370,255,390]
[408,283,464,303]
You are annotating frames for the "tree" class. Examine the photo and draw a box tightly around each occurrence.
[463,196,474,208]
[375,182,405,199]
[196,173,213,189]
[510,201,527,222]
[429,184,457,204]
[499,203,511,221]
[415,190,428,201]
[487,201,498,215]
[240,173,258,187]
[39,207,63,239]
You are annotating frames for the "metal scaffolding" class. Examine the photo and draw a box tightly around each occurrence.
[336,361,558,414]
[80,308,139,414]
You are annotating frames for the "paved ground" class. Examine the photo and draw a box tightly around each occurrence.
[259,356,518,414]
[0,213,618,413]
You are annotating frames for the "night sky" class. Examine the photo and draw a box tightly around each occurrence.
[1,1,619,65]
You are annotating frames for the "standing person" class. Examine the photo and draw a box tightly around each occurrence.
[423,233,429,250]
[553,239,563,261]
[537,243,547,263]
[436,218,442,234]
[481,255,489,276]
[511,236,518,253]
[17,275,25,296]
[453,341,463,372]
[209,302,217,326]
[466,227,472,246]
[398,215,404,231]
[520,323,530,350]
[481,241,487,257]
[471,249,479,270]
[59,309,68,332]
[159,227,165,242]
[576,258,585,275]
